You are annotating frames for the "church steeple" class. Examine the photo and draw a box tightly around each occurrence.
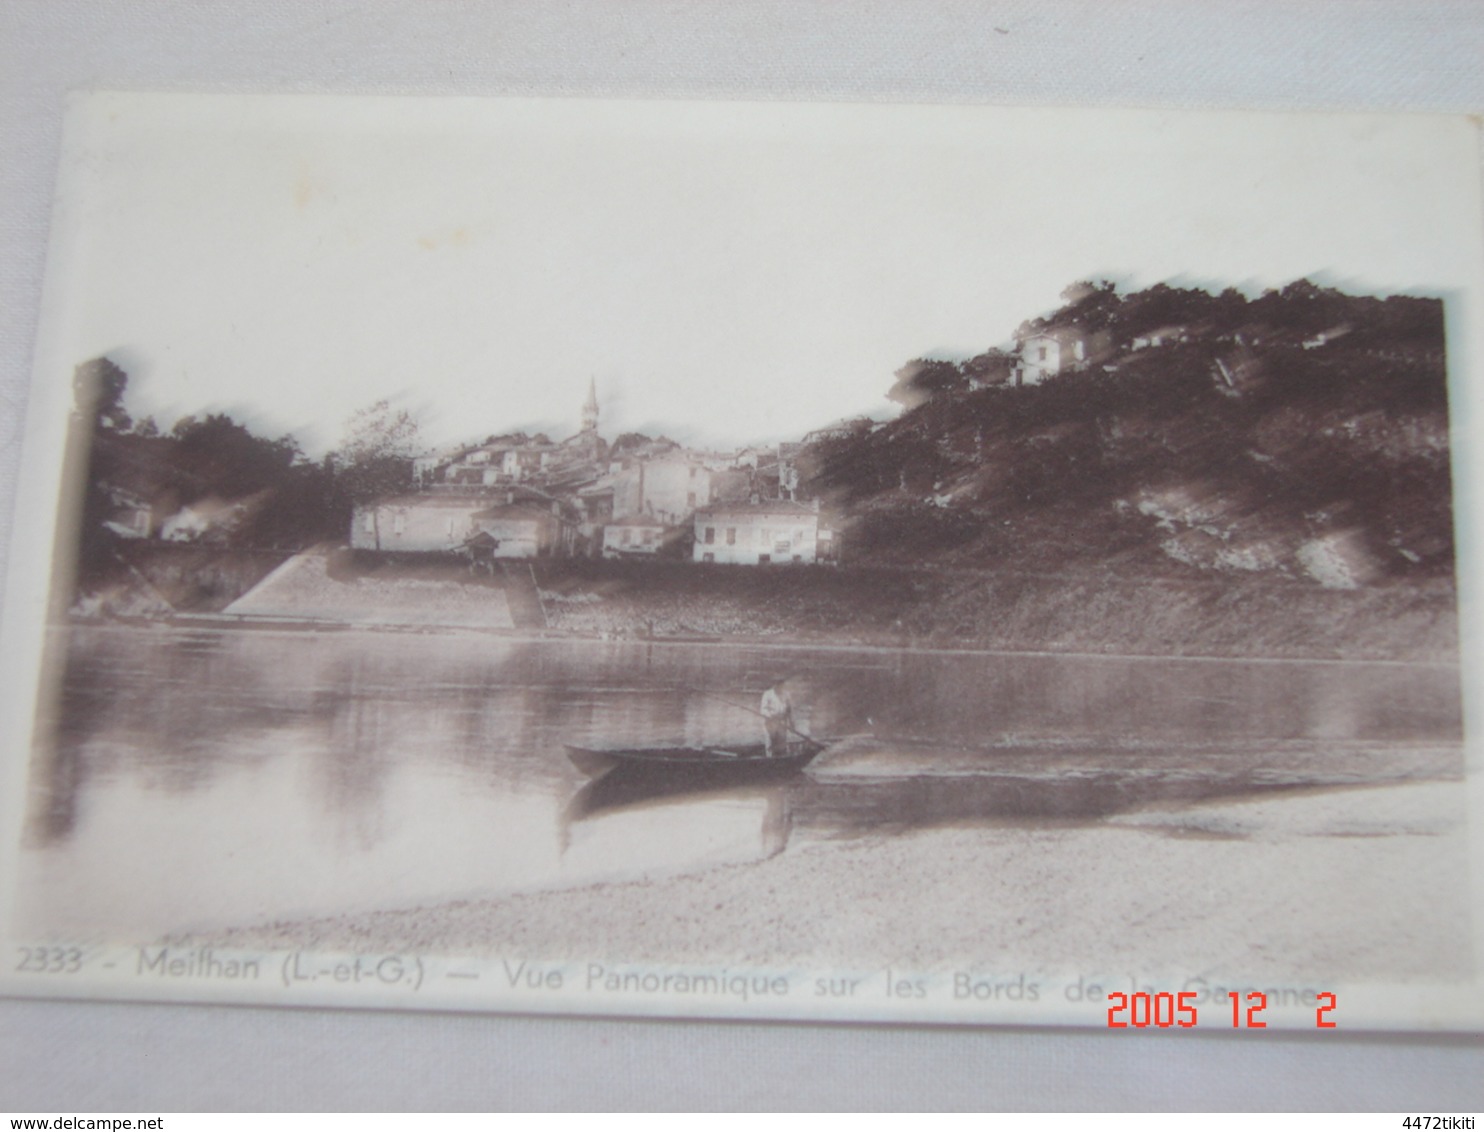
[581,378,599,433]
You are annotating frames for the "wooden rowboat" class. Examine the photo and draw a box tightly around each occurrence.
[566,738,825,781]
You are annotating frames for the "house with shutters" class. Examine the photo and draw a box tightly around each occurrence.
[611,449,714,525]
[692,499,824,565]
[350,493,487,552]
[1014,326,1088,385]
[351,487,576,557]
[469,498,578,558]
[601,517,671,557]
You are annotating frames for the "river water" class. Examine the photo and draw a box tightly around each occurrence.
[14,624,1463,939]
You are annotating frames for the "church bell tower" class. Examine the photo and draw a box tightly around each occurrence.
[581,377,599,433]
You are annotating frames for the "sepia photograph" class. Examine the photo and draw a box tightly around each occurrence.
[0,92,1479,1030]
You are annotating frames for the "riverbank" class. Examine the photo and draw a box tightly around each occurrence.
[222,548,516,629]
[209,779,1472,981]
[533,558,1458,661]
[77,547,1460,662]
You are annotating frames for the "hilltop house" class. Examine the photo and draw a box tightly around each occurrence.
[415,382,609,489]
[804,418,874,444]
[692,499,824,565]
[1130,324,1192,350]
[611,450,714,525]
[1014,326,1088,385]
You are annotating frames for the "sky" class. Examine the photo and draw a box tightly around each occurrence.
[37,94,1484,456]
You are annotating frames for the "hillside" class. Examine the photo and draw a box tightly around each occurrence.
[800,280,1452,589]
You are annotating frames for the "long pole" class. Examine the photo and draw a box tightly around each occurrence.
[681,684,813,744]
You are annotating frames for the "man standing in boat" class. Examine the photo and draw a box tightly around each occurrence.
[760,677,794,757]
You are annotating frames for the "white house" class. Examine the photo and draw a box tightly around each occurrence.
[503,444,555,481]
[102,487,154,539]
[470,500,575,558]
[351,494,486,552]
[1015,326,1088,385]
[601,517,670,557]
[1131,324,1191,350]
[613,452,714,525]
[693,500,822,565]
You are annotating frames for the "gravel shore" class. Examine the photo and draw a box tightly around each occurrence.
[212,779,1471,982]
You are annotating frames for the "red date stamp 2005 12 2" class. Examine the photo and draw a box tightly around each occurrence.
[1106,990,1337,1029]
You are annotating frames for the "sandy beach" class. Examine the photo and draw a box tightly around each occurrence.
[212,778,1473,983]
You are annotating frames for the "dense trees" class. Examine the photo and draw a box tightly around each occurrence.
[170,413,302,495]
[73,356,132,433]
[888,279,1446,417]
[886,359,967,410]
[69,357,134,586]
[960,348,1015,388]
[66,275,1451,593]
[72,358,344,554]
[801,280,1452,581]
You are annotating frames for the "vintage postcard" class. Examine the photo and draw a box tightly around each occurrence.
[1,93,1480,1031]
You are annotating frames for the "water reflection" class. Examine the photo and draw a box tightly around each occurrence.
[562,753,1415,851]
[16,624,1464,937]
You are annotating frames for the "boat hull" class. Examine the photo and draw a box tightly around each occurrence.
[565,739,824,780]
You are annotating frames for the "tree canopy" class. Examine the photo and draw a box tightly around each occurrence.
[73,356,132,433]
[886,359,967,410]
[332,398,422,503]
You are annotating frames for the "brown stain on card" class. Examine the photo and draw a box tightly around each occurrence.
[418,226,474,251]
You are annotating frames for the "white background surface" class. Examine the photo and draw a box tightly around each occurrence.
[32,95,1484,456]
[2,0,1483,1112]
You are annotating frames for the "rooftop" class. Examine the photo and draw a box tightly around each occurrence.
[696,499,819,518]
[471,502,566,521]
